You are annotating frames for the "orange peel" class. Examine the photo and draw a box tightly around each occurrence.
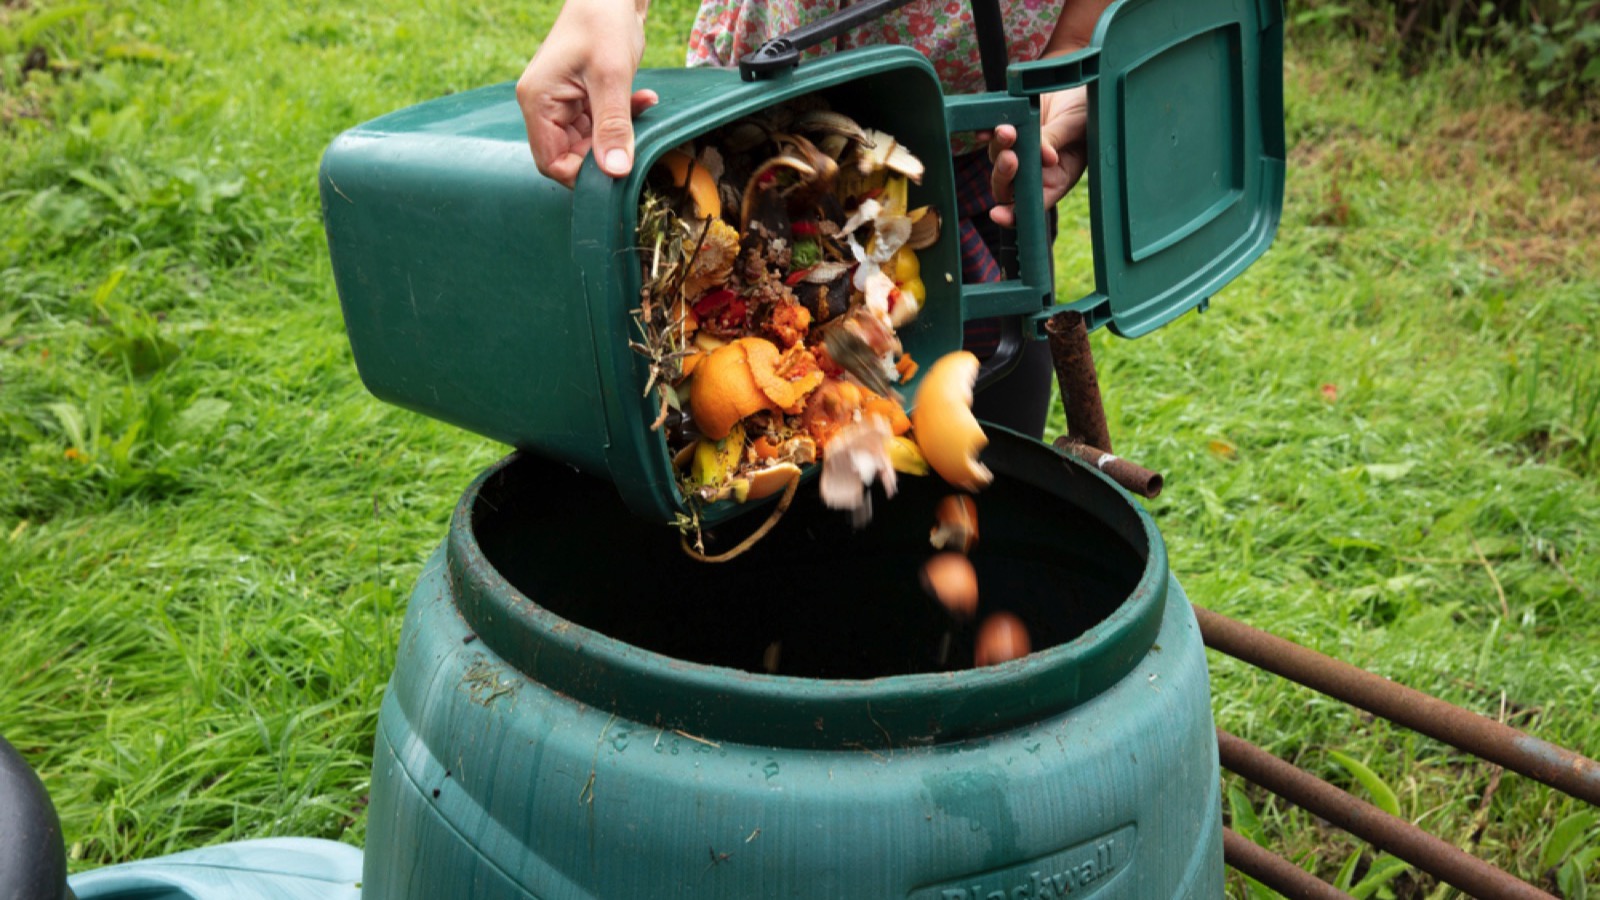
[910,351,992,492]
[738,337,823,413]
[679,350,705,380]
[660,149,722,220]
[861,392,911,436]
[895,353,919,383]
[689,341,775,440]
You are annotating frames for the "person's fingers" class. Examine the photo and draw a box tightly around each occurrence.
[586,61,639,177]
[987,123,1016,164]
[1039,87,1089,152]
[990,147,1018,204]
[630,88,659,117]
[988,145,1020,229]
[517,62,585,186]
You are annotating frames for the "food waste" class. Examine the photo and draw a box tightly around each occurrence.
[920,493,1031,668]
[632,100,1026,667]
[631,100,990,531]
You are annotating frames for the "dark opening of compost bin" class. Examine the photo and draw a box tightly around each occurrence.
[473,429,1150,680]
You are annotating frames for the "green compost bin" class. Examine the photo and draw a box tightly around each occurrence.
[319,0,1283,527]
[361,430,1223,899]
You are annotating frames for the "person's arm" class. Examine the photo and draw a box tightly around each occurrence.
[988,0,1113,227]
[515,0,658,187]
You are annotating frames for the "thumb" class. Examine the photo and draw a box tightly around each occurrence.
[587,64,638,178]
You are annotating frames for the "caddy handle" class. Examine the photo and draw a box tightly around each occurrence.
[741,0,1012,87]
[739,0,922,80]
[944,92,1055,388]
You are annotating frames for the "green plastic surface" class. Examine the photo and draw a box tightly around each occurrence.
[360,433,1222,898]
[68,838,363,899]
[1012,0,1286,336]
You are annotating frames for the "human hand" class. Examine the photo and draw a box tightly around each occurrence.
[987,85,1088,228]
[516,0,659,187]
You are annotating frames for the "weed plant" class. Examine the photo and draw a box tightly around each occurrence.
[1,1,1596,896]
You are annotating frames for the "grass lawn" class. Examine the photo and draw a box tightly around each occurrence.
[3,0,1597,895]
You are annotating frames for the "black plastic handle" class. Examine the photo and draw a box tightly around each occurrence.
[740,0,921,79]
[741,0,1011,89]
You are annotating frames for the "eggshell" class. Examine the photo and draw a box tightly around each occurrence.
[974,612,1031,667]
[930,494,978,553]
[920,552,978,620]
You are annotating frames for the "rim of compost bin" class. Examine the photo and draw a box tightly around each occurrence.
[447,429,1168,751]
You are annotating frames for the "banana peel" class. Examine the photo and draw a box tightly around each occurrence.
[888,434,930,476]
[691,423,746,488]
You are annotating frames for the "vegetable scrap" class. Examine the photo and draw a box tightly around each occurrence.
[632,99,984,532]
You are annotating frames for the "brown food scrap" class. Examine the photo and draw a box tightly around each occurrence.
[681,218,742,300]
[894,353,919,383]
[798,378,864,448]
[920,552,978,620]
[929,494,978,553]
[762,296,812,349]
[974,613,1031,667]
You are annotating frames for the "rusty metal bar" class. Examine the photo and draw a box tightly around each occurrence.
[1044,310,1112,452]
[1052,437,1164,498]
[1218,729,1557,900]
[1043,309,1166,498]
[1222,827,1354,900]
[1195,605,1600,807]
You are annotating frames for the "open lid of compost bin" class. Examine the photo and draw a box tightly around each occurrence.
[735,0,1286,340]
[1012,0,1286,338]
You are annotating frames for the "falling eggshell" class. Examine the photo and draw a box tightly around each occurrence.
[910,351,992,492]
[974,612,1031,667]
[930,494,979,554]
[920,552,978,620]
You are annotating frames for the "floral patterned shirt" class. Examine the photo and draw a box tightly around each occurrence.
[686,0,1063,96]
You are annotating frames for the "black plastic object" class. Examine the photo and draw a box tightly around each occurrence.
[741,0,1011,91]
[0,735,72,900]
[739,0,922,79]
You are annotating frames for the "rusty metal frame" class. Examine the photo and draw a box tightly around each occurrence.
[1043,312,1597,899]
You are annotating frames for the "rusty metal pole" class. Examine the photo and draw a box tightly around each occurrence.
[1222,828,1354,900]
[1045,310,1164,498]
[1195,605,1600,806]
[1052,437,1165,498]
[1045,310,1112,451]
[1219,730,1557,900]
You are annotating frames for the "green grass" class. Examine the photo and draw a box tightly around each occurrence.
[2,0,1597,895]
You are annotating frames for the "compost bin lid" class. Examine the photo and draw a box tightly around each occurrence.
[1012,0,1286,338]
